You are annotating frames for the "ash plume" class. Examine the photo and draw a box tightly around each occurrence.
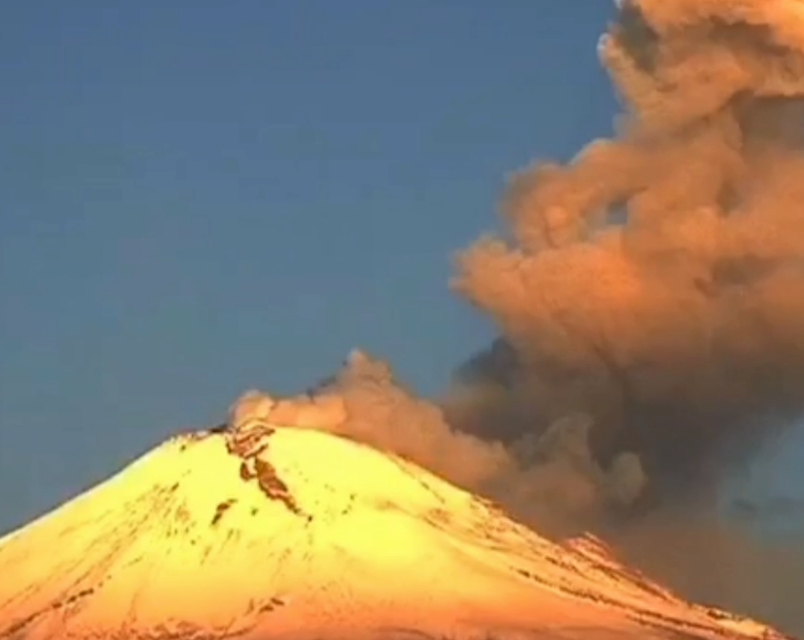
[308,350,645,523]
[438,0,804,632]
[448,0,804,514]
[236,0,804,632]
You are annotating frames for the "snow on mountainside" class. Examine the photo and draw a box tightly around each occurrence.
[0,415,791,640]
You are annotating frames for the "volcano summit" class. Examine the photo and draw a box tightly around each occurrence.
[0,391,791,640]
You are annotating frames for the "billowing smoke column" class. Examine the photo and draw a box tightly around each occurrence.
[232,0,804,631]
[449,0,804,519]
[441,0,804,630]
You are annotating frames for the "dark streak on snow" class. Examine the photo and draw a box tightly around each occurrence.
[244,458,303,517]
[211,499,236,527]
[258,596,286,613]
[225,422,307,519]
[0,588,95,638]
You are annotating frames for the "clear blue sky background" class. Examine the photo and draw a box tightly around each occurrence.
[1,2,801,536]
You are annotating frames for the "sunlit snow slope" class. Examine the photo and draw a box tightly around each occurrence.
[0,420,792,640]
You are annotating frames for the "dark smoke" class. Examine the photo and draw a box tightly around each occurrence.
[442,0,804,632]
[450,0,804,513]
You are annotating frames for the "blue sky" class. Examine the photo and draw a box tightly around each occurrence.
[1,2,801,536]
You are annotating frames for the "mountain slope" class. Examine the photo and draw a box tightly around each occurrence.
[0,421,790,640]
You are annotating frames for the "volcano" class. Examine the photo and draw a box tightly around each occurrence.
[0,402,792,640]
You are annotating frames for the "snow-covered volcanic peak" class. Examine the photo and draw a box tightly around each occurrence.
[0,398,791,640]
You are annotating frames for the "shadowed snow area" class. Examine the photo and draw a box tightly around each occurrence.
[0,407,791,640]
